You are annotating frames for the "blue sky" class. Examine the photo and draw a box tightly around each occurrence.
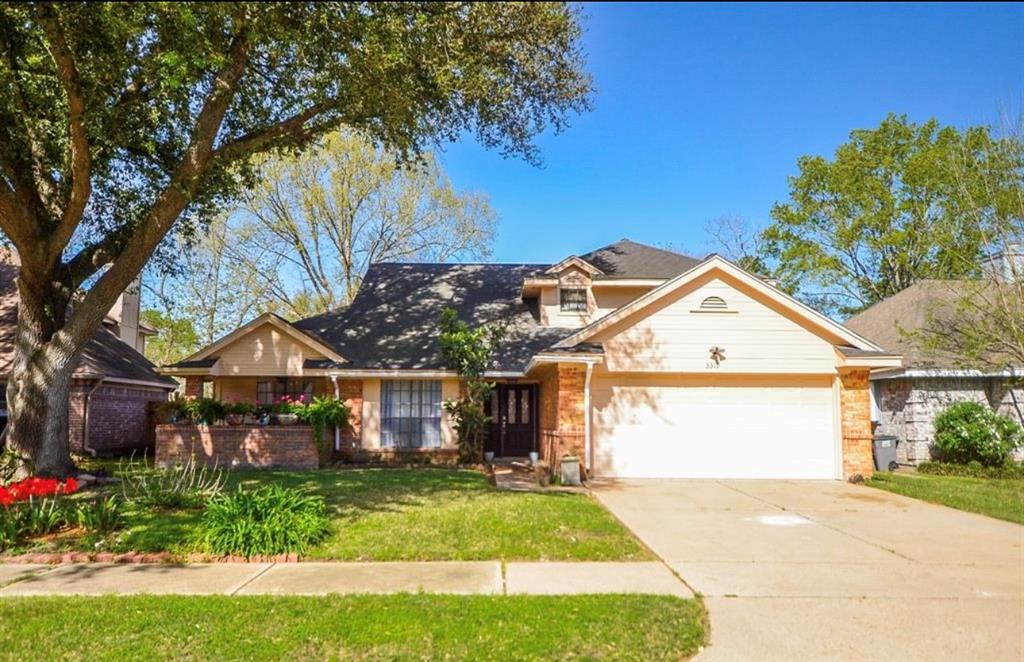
[438,2,1024,264]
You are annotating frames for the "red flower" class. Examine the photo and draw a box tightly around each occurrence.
[0,487,12,507]
[62,477,79,494]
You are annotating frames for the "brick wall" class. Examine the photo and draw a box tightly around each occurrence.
[840,369,873,479]
[538,364,587,474]
[184,376,204,399]
[155,424,318,469]
[67,382,169,456]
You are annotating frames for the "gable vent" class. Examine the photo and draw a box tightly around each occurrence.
[699,296,729,311]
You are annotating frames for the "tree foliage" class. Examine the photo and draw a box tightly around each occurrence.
[763,114,1024,315]
[0,2,591,475]
[235,130,497,317]
[438,308,505,463]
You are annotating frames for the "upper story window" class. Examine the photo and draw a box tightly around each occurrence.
[560,287,588,312]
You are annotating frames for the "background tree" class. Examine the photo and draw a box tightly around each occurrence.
[235,130,497,317]
[911,120,1024,384]
[762,114,1024,316]
[0,2,591,475]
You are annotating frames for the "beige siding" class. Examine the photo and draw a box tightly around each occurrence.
[213,322,325,377]
[594,273,840,374]
[591,371,839,479]
[540,283,655,328]
[361,379,381,448]
[359,377,459,450]
[213,376,327,403]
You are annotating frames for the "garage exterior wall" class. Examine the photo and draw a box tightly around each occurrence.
[840,370,874,479]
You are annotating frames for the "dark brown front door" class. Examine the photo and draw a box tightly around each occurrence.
[485,384,537,457]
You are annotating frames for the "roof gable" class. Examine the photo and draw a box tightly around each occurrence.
[181,313,346,365]
[544,255,604,276]
[555,255,887,353]
[580,239,701,279]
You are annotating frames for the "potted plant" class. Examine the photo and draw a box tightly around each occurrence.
[225,402,254,425]
[274,395,301,426]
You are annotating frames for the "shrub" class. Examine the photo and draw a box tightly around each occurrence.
[293,396,350,460]
[917,460,1024,479]
[933,402,1023,467]
[74,495,126,533]
[119,454,226,510]
[198,485,329,559]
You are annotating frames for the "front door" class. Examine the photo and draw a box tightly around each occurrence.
[485,384,536,457]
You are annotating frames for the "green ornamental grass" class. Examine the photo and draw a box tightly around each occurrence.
[199,485,329,558]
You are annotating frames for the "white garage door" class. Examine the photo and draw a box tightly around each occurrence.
[591,375,838,479]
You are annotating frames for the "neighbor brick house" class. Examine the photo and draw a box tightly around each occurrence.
[845,250,1024,465]
[163,240,900,478]
[0,252,176,456]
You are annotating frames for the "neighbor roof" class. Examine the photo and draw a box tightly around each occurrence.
[0,260,176,387]
[580,239,702,279]
[844,279,1017,370]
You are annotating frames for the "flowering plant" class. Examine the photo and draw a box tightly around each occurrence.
[0,476,78,507]
[274,394,308,415]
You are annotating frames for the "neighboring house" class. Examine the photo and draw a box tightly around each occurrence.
[163,239,900,479]
[845,250,1024,465]
[0,252,177,456]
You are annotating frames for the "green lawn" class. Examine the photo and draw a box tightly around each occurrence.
[0,594,705,661]
[867,472,1024,525]
[8,468,650,561]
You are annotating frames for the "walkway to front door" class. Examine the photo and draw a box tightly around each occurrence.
[484,384,537,457]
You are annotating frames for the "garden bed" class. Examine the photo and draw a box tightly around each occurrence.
[2,466,650,562]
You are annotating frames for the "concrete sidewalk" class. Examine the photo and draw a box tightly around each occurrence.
[0,561,692,597]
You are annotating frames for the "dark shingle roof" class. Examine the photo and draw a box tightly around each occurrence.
[581,239,701,279]
[293,263,575,372]
[0,260,176,387]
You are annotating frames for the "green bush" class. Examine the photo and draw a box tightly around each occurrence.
[119,454,226,510]
[933,402,1022,467]
[0,497,66,549]
[198,485,329,558]
[74,495,126,533]
[917,460,1024,479]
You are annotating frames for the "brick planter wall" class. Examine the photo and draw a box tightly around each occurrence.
[155,424,318,469]
[840,370,874,479]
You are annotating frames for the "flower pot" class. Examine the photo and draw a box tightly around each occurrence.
[529,451,539,464]
[484,451,495,463]
[276,413,298,426]
[225,414,244,426]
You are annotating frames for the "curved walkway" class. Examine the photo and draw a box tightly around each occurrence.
[592,478,1024,661]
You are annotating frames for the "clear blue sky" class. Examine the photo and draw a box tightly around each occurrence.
[438,2,1024,264]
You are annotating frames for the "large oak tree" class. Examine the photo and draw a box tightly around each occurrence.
[0,2,591,476]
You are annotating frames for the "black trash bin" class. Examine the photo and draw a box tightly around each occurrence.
[872,435,899,471]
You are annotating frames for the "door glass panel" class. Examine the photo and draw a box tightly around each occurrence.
[520,388,530,424]
[507,388,517,424]
[489,389,498,417]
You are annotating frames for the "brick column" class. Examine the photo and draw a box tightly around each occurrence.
[539,364,586,474]
[184,376,204,399]
[840,369,874,479]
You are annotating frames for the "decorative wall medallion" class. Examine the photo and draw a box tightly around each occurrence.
[709,346,726,366]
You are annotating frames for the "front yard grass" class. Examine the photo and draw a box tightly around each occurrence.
[866,472,1024,525]
[7,468,651,561]
[0,593,706,661]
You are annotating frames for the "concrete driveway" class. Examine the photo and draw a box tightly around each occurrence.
[592,479,1024,661]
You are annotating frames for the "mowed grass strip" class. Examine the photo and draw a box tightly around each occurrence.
[10,468,651,561]
[0,594,706,661]
[867,472,1024,524]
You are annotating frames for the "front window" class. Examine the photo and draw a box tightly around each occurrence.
[381,380,442,448]
[560,287,588,312]
[257,378,313,406]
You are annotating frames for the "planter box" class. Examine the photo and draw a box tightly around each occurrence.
[155,424,317,470]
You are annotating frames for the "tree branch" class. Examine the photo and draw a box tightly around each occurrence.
[36,3,92,253]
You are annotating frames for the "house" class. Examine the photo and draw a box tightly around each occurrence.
[0,251,177,456]
[161,239,901,479]
[845,249,1024,465]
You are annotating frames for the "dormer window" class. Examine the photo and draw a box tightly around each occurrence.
[560,288,588,312]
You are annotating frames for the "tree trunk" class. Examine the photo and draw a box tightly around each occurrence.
[5,277,81,478]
